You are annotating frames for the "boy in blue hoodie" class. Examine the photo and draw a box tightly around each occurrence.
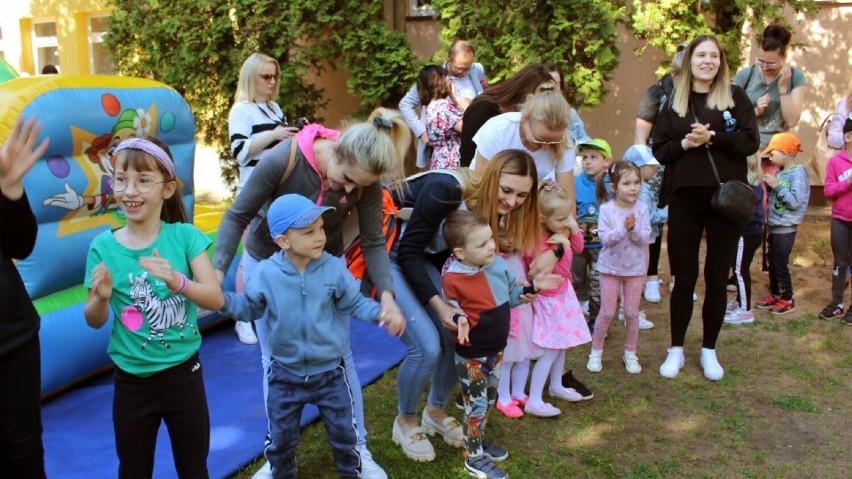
[572,138,611,330]
[755,133,810,315]
[220,194,404,479]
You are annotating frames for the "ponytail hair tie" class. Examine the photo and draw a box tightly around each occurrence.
[373,116,393,130]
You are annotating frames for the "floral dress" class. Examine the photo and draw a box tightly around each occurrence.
[426,97,463,169]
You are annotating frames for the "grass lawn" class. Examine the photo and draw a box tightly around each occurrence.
[230,216,850,478]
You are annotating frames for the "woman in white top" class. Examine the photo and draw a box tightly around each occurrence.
[472,90,577,208]
[228,53,300,194]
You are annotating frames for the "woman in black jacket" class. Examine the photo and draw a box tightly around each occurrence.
[652,35,759,381]
[0,116,50,477]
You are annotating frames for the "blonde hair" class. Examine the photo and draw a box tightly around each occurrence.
[671,36,735,117]
[519,90,572,166]
[234,53,280,104]
[335,107,410,188]
[537,181,572,221]
[746,154,762,185]
[461,149,541,255]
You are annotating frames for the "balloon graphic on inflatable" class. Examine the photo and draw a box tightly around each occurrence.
[160,111,176,133]
[46,156,70,178]
[101,93,121,117]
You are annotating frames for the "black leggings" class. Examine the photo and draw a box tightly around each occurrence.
[667,187,743,349]
[647,227,664,277]
[830,218,852,305]
[113,352,210,479]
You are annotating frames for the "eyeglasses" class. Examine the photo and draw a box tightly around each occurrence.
[109,177,167,194]
[756,59,779,68]
[259,73,278,81]
[525,123,566,145]
[447,63,471,77]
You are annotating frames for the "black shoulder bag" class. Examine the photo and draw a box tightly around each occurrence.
[692,103,756,225]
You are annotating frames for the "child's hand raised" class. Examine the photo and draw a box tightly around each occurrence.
[454,314,470,345]
[90,263,113,301]
[139,249,181,291]
[624,213,636,232]
[565,216,580,235]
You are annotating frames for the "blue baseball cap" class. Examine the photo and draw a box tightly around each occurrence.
[267,194,334,240]
[623,144,660,167]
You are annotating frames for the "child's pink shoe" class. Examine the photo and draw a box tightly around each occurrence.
[495,400,524,418]
[511,395,529,407]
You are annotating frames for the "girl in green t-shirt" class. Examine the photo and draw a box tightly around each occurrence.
[84,137,224,477]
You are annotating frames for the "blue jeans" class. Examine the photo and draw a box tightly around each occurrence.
[266,361,360,479]
[390,255,457,416]
[243,252,368,447]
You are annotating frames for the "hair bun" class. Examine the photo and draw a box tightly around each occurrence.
[762,24,791,46]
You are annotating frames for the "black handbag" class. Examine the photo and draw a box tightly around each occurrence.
[692,104,756,225]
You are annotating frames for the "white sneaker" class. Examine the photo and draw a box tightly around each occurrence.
[358,445,388,479]
[587,350,603,373]
[726,300,739,313]
[700,348,724,381]
[623,352,642,374]
[235,321,258,345]
[724,308,755,325]
[643,280,661,303]
[251,461,272,479]
[659,347,685,378]
[618,310,654,330]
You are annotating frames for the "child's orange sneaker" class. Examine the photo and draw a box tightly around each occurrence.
[769,298,796,315]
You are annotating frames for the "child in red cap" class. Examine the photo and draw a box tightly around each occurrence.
[755,132,810,315]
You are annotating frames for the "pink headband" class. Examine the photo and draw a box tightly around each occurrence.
[114,138,176,179]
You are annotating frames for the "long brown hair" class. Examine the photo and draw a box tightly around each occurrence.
[671,35,735,117]
[462,149,540,255]
[113,136,188,223]
[596,160,640,205]
[473,64,557,112]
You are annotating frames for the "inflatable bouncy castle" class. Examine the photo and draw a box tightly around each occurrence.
[0,75,201,395]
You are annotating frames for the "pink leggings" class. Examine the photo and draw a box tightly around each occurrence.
[591,274,644,353]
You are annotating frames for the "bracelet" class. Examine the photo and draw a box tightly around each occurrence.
[170,272,189,295]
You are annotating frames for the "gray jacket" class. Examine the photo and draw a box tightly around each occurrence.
[767,164,810,233]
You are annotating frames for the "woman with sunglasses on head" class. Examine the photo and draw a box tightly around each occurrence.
[732,25,806,152]
[215,108,409,479]
[652,35,758,382]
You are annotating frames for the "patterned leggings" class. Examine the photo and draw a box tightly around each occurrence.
[592,274,644,353]
[455,352,502,459]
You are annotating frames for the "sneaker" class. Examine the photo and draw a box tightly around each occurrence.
[818,302,844,320]
[454,392,465,411]
[495,399,523,419]
[700,348,724,381]
[483,441,509,461]
[548,386,583,402]
[561,370,594,400]
[618,310,654,329]
[587,351,603,373]
[251,461,272,479]
[523,401,561,417]
[726,300,739,313]
[724,308,755,325]
[843,310,852,326]
[623,352,642,374]
[235,321,258,345]
[755,295,780,309]
[769,298,796,315]
[659,347,685,379]
[421,410,464,447]
[643,280,661,303]
[465,454,508,479]
[392,417,435,462]
[357,446,388,479]
[726,276,737,292]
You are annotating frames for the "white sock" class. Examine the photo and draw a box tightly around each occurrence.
[528,349,559,406]
[497,361,514,405]
[548,349,567,391]
[510,358,530,399]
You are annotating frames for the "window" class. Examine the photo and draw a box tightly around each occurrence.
[88,15,114,74]
[409,0,436,17]
[33,21,60,72]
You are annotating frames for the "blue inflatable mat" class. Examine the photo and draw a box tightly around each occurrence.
[42,320,406,478]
